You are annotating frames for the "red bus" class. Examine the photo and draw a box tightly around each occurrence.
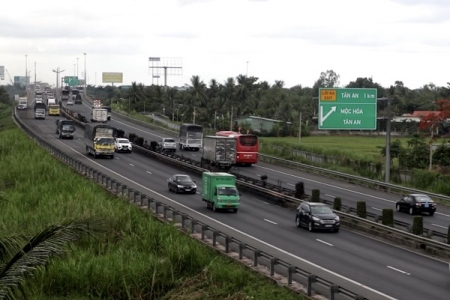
[215,131,258,165]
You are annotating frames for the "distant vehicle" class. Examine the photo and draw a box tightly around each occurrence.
[48,104,60,116]
[47,98,57,106]
[216,131,259,166]
[295,202,340,233]
[201,172,239,212]
[201,136,236,171]
[18,97,28,109]
[56,119,75,139]
[84,124,115,158]
[91,108,108,122]
[92,100,111,120]
[67,99,74,106]
[61,90,70,101]
[167,174,197,194]
[47,92,55,98]
[35,98,43,104]
[114,138,132,153]
[75,94,82,104]
[179,123,203,151]
[16,104,27,110]
[396,194,436,216]
[157,137,177,152]
[34,103,47,119]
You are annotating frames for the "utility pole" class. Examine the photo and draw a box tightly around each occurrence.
[25,55,28,85]
[230,106,233,130]
[193,106,196,123]
[52,68,65,91]
[76,57,79,78]
[84,53,87,93]
[34,62,36,85]
[298,112,302,143]
[246,61,249,77]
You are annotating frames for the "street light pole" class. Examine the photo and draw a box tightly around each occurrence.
[25,55,28,85]
[76,57,79,78]
[52,68,65,93]
[34,62,36,85]
[84,53,87,92]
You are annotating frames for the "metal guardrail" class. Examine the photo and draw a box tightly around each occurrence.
[84,94,450,205]
[13,110,379,300]
[59,104,450,251]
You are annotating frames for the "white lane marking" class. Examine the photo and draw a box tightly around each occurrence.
[316,239,333,247]
[325,194,336,198]
[256,174,261,177]
[192,154,196,157]
[255,165,450,218]
[116,157,120,160]
[45,138,396,300]
[287,183,295,186]
[264,219,277,225]
[387,266,411,276]
[146,171,152,174]
[262,201,270,205]
[431,224,447,229]
[372,207,382,211]
[129,164,134,167]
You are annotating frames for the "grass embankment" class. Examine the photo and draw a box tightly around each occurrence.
[0,107,303,299]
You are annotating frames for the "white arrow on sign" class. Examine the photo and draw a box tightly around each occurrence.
[320,106,336,126]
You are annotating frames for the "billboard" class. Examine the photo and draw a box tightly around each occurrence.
[102,72,123,83]
[0,66,4,80]
[14,76,28,86]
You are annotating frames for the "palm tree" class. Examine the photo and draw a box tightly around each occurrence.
[0,216,106,299]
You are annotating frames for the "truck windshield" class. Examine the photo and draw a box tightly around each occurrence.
[217,187,238,196]
[62,125,74,131]
[187,132,202,139]
[95,137,114,145]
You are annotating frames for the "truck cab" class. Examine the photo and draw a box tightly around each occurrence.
[201,172,240,212]
[56,119,76,139]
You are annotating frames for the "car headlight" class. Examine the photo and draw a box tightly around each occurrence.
[312,216,320,222]
[178,185,183,188]
[335,216,340,222]
[192,184,197,188]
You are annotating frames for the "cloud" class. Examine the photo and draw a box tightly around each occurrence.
[390,0,449,6]
[157,32,199,39]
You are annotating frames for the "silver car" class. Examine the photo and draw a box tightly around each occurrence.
[158,137,177,152]
[67,99,74,105]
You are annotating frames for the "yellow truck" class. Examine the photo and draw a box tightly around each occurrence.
[84,124,115,159]
[48,104,60,116]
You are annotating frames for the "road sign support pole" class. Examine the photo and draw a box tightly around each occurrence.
[385,97,391,183]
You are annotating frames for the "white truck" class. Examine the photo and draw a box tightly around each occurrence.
[91,108,108,123]
[18,97,28,108]
[200,136,237,171]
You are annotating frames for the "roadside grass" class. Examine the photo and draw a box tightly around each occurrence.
[259,136,413,164]
[0,114,304,299]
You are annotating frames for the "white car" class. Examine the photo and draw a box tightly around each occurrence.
[115,138,132,153]
[67,99,74,105]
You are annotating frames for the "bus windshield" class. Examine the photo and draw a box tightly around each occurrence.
[239,135,257,146]
[62,90,69,95]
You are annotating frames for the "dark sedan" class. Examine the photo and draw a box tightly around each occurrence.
[168,174,197,194]
[295,202,340,233]
[396,194,436,216]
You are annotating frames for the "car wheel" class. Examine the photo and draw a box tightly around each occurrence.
[409,207,415,215]
[175,187,179,194]
[429,211,435,216]
[396,204,401,212]
[232,208,238,213]
[213,203,217,212]
[308,221,314,232]
[168,184,172,192]
[333,228,340,233]
[295,216,301,228]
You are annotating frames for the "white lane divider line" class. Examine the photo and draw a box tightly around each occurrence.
[431,223,447,229]
[130,164,134,167]
[146,171,152,174]
[287,183,295,186]
[316,239,333,247]
[116,157,120,159]
[325,194,336,198]
[264,219,277,225]
[387,266,411,276]
[371,207,382,211]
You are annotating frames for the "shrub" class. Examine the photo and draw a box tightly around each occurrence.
[382,209,394,226]
[412,216,423,235]
[356,201,366,218]
[333,197,342,211]
[311,189,320,202]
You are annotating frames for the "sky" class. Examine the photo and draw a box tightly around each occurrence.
[1,0,450,89]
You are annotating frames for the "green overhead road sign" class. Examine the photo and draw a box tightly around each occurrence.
[64,76,79,86]
[318,88,377,130]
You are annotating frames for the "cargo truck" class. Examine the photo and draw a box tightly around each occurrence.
[201,172,240,212]
[84,124,115,158]
[18,97,28,109]
[48,103,60,116]
[61,89,70,101]
[56,119,76,139]
[200,136,236,171]
[34,103,47,119]
[91,108,108,123]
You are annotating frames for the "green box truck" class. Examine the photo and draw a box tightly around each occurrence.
[202,172,240,213]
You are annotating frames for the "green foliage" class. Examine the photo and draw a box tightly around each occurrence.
[0,124,302,299]
[356,201,367,218]
[377,139,404,165]
[333,197,342,211]
[311,189,320,202]
[399,134,429,169]
[0,86,10,105]
[412,216,423,235]
[0,106,15,132]
[433,142,450,166]
[381,209,394,227]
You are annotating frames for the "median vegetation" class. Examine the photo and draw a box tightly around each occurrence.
[0,107,303,299]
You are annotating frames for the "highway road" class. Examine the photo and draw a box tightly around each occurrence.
[17,94,450,300]
[71,96,450,236]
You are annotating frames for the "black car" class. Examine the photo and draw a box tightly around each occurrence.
[168,174,197,194]
[396,194,436,216]
[295,202,340,233]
